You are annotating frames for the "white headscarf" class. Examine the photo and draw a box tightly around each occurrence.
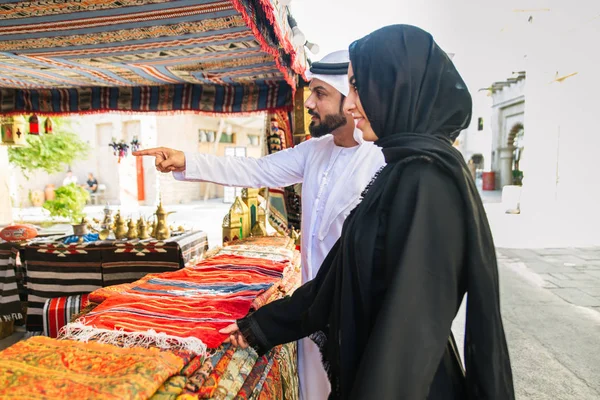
[305,50,350,97]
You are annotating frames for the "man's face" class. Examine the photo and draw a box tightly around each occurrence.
[304,78,347,137]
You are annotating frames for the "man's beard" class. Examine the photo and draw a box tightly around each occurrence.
[308,111,347,137]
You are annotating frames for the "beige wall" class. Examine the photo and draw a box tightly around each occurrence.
[156,115,264,204]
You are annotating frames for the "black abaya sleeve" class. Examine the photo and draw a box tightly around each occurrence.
[237,239,340,355]
[350,163,467,399]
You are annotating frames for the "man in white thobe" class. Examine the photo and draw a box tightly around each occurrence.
[134,50,385,400]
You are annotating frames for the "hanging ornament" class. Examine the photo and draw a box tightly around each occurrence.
[130,136,141,152]
[108,138,130,163]
[28,114,39,135]
[44,117,53,134]
[109,137,119,156]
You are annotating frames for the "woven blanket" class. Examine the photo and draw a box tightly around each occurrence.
[22,242,103,332]
[62,265,280,353]
[215,245,295,262]
[191,254,290,279]
[43,294,89,338]
[0,336,183,400]
[229,236,294,249]
[0,243,22,322]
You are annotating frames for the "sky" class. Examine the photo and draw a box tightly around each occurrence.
[288,0,600,93]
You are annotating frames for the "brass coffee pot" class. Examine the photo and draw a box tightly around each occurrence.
[137,217,150,240]
[113,211,128,240]
[154,201,175,240]
[126,218,138,240]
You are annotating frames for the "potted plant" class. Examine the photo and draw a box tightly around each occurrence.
[512,169,524,186]
[43,183,90,226]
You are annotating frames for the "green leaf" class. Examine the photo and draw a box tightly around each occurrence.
[42,183,90,223]
[8,117,90,179]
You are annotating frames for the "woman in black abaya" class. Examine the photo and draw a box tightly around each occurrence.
[220,24,515,399]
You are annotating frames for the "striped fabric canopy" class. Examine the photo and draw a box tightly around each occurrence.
[0,0,306,115]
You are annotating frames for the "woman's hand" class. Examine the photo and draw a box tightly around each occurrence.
[219,323,249,348]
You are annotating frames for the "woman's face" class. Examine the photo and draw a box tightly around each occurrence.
[344,62,378,141]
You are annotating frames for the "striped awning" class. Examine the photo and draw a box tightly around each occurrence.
[0,0,306,115]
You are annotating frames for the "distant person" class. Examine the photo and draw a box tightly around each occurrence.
[85,173,98,194]
[62,170,78,186]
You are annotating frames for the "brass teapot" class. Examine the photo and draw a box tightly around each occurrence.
[113,211,128,240]
[153,201,175,240]
[126,218,138,240]
[137,217,150,240]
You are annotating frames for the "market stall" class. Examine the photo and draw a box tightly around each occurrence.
[0,0,308,398]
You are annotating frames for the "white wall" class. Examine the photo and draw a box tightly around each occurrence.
[519,10,600,226]
[457,91,493,170]
[155,115,265,205]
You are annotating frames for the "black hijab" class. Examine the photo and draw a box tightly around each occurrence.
[240,24,514,400]
[335,24,514,398]
[350,24,472,142]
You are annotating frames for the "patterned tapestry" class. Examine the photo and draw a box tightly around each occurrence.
[0,0,306,115]
[0,336,184,400]
[266,109,302,231]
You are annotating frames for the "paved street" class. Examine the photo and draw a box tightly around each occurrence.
[453,248,600,400]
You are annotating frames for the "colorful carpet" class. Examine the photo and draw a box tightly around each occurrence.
[0,336,183,400]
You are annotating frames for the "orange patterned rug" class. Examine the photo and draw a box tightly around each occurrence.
[0,336,183,400]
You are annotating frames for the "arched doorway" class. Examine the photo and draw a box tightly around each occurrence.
[508,123,524,185]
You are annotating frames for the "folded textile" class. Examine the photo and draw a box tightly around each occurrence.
[213,348,258,400]
[229,236,294,249]
[199,346,236,398]
[43,294,89,338]
[0,245,22,322]
[215,245,294,262]
[191,254,290,277]
[233,352,270,400]
[150,375,187,400]
[0,336,183,400]
[256,354,282,400]
[61,294,253,353]
[63,233,99,244]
